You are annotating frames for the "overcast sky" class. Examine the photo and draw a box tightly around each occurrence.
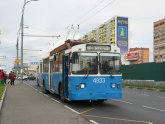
[0,0,165,72]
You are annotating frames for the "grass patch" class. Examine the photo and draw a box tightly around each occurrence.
[0,85,5,100]
[123,84,165,90]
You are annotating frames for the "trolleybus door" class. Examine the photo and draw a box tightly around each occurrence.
[49,60,54,92]
[62,55,69,98]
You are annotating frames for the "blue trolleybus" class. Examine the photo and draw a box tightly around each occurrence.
[37,39,122,102]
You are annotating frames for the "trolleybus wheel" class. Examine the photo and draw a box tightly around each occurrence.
[97,99,106,103]
[43,81,49,94]
[59,84,67,103]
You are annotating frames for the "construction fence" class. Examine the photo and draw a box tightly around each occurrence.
[121,62,165,85]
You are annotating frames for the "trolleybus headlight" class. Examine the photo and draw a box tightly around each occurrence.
[80,84,85,89]
[111,83,116,88]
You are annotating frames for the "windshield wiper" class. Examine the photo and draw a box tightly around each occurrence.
[83,69,89,79]
[108,71,114,79]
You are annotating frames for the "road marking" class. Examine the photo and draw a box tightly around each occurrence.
[141,94,150,97]
[64,105,80,114]
[158,96,165,99]
[39,91,42,94]
[85,114,151,124]
[111,99,133,105]
[25,82,38,91]
[44,94,49,98]
[51,98,61,103]
[89,120,99,124]
[143,105,165,112]
[80,107,96,114]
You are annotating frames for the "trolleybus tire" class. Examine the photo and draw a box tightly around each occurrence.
[97,99,106,103]
[43,81,49,94]
[59,83,67,103]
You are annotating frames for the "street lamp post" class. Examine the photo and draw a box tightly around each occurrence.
[20,0,38,84]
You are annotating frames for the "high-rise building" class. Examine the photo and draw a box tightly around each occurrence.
[154,18,165,62]
[81,16,129,56]
[125,48,149,64]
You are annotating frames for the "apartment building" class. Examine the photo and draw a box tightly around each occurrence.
[81,16,129,55]
[154,18,165,62]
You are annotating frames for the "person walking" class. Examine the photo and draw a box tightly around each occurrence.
[0,69,5,85]
[4,72,8,84]
[9,71,16,85]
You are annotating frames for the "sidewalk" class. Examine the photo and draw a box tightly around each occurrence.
[0,81,91,124]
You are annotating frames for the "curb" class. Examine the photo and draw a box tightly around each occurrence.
[124,86,165,92]
[156,89,165,92]
[0,85,7,112]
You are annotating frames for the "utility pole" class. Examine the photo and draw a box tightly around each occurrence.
[21,9,24,84]
[20,0,39,84]
[16,37,19,75]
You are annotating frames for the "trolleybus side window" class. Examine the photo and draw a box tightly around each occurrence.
[100,53,121,74]
[43,58,49,73]
[53,55,59,72]
[72,52,98,75]
[40,63,43,73]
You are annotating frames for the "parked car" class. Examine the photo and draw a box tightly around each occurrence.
[23,75,28,80]
[17,75,28,80]
[28,76,36,80]
[17,76,21,80]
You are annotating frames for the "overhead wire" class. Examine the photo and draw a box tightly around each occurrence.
[78,0,116,26]
[66,0,117,39]
[73,0,106,24]
[65,0,115,39]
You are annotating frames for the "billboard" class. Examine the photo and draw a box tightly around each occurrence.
[126,51,139,61]
[30,62,39,65]
[117,17,128,55]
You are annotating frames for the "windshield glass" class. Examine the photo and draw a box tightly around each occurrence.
[72,52,98,75]
[100,53,121,74]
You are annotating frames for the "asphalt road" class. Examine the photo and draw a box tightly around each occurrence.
[28,81,165,124]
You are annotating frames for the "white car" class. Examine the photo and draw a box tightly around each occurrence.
[17,76,28,80]
[23,75,28,80]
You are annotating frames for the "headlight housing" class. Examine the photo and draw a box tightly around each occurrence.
[111,83,116,88]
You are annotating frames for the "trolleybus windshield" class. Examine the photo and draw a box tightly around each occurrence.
[72,52,98,75]
[100,53,121,74]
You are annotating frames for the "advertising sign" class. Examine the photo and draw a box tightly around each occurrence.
[117,17,128,55]
[126,51,139,61]
[30,62,39,65]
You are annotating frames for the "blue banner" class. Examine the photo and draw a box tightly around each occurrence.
[117,17,128,55]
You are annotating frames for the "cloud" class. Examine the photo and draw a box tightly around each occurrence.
[0,0,165,71]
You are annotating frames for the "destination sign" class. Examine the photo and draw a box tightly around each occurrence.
[86,45,111,51]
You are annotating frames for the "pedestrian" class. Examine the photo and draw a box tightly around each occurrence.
[0,70,5,85]
[9,71,16,85]
[4,72,7,84]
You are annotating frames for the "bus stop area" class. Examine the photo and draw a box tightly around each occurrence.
[0,81,91,124]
